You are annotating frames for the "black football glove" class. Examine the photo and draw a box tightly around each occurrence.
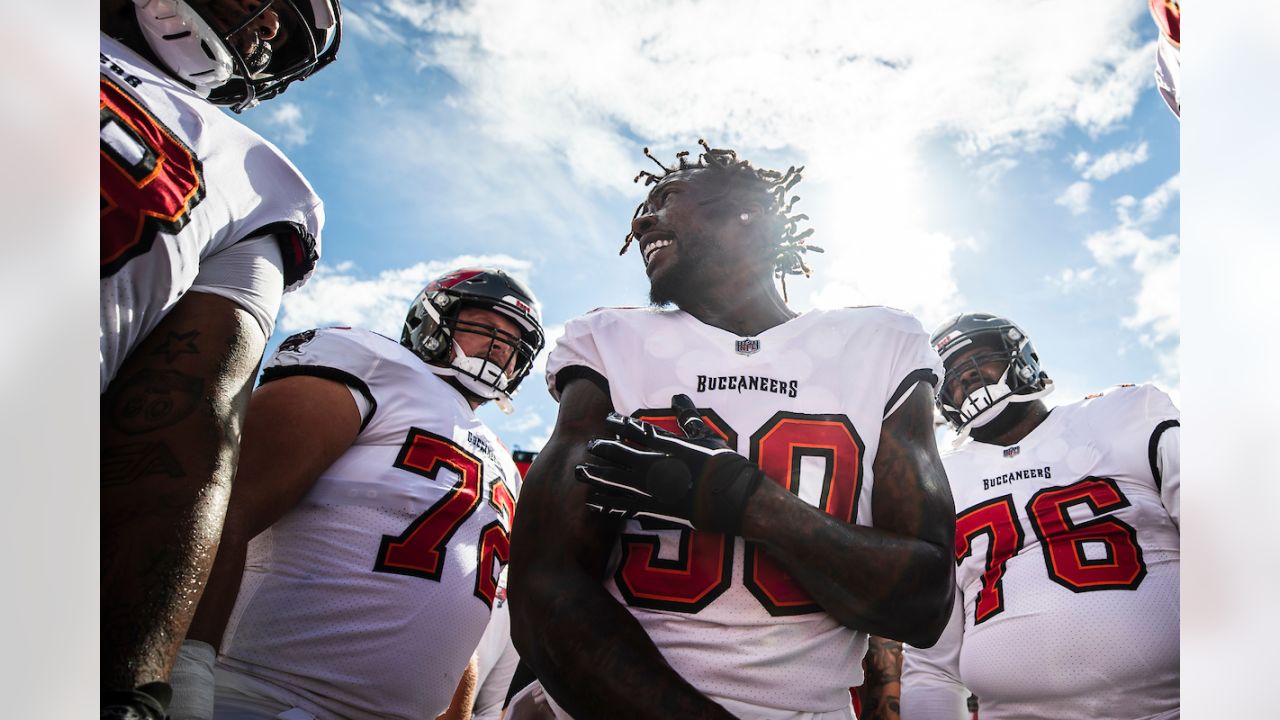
[576,394,763,534]
[101,682,171,720]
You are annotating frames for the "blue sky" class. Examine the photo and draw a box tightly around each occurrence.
[233,0,1179,451]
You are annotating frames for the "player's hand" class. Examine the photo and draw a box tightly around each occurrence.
[575,394,763,534]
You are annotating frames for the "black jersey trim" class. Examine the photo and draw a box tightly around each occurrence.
[1147,419,1180,490]
[259,364,377,432]
[240,221,319,289]
[554,365,610,400]
[884,368,939,418]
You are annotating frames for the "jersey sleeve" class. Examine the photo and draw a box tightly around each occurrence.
[901,587,968,720]
[1090,381,1177,504]
[259,327,381,430]
[188,233,285,340]
[544,312,610,401]
[873,310,945,419]
[229,127,324,292]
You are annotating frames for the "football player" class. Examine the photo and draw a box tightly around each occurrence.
[100,2,341,717]
[901,313,1180,720]
[508,142,957,719]
[1150,0,1180,118]
[166,268,545,719]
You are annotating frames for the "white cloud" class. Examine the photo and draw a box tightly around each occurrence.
[367,0,1150,324]
[1133,173,1181,225]
[278,254,535,336]
[1071,40,1158,132]
[1080,142,1150,180]
[344,7,408,45]
[265,102,309,148]
[1083,176,1180,347]
[809,228,964,325]
[1056,181,1094,215]
[1047,266,1098,291]
[501,411,543,434]
[976,157,1019,188]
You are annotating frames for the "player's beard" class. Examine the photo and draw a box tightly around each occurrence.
[969,399,1028,442]
[648,232,726,308]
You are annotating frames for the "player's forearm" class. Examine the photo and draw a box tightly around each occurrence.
[859,636,904,720]
[101,471,234,687]
[741,482,954,646]
[184,528,250,650]
[435,655,478,720]
[510,567,733,720]
[101,297,262,687]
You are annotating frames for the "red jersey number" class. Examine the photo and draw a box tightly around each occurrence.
[100,76,205,277]
[955,476,1147,624]
[613,409,865,616]
[375,428,512,609]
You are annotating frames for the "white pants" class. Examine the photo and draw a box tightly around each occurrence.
[211,668,318,720]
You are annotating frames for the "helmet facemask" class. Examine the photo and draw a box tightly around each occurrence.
[439,312,541,414]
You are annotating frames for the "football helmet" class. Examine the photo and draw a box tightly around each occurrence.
[930,312,1053,434]
[131,0,342,112]
[402,269,545,414]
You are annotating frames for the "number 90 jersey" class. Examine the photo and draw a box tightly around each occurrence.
[217,328,520,720]
[546,306,943,718]
[903,384,1180,720]
[100,34,322,389]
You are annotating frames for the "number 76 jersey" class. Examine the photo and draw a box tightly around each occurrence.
[904,384,1180,720]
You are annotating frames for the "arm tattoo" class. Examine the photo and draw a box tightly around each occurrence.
[105,368,204,435]
[861,636,903,720]
[151,329,200,363]
[101,441,184,487]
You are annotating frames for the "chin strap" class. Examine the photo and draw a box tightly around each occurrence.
[957,379,1055,437]
[427,347,516,415]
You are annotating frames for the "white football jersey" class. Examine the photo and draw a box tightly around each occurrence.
[216,328,520,720]
[100,33,323,390]
[902,384,1180,720]
[546,305,943,717]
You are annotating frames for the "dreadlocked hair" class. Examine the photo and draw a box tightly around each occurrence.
[620,139,823,301]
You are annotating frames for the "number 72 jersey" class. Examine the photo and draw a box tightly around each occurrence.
[217,328,519,720]
[905,384,1180,720]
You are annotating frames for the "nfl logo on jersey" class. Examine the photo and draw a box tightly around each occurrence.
[1003,445,1021,458]
[735,339,761,356]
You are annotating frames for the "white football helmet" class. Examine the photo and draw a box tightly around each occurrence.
[131,0,341,111]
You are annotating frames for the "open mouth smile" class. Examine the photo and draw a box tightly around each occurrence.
[640,234,675,266]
